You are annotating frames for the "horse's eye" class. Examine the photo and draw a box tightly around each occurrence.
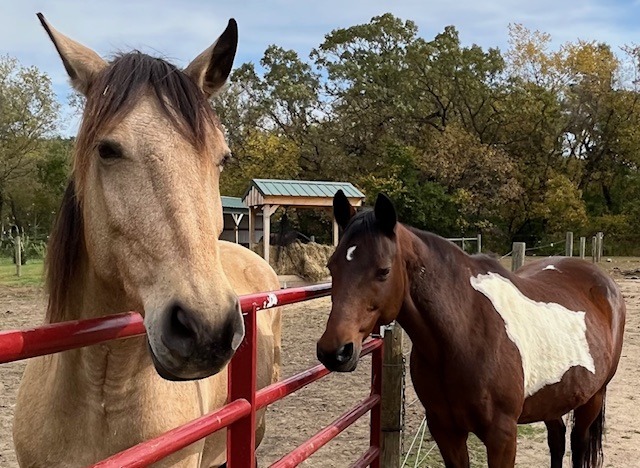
[219,152,232,171]
[97,141,123,160]
[376,267,391,280]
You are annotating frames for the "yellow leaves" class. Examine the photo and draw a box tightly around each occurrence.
[531,174,588,234]
[241,132,300,179]
[219,131,300,196]
[506,24,562,86]
[506,24,619,92]
[562,40,618,91]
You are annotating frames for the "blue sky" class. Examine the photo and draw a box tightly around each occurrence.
[2,0,640,135]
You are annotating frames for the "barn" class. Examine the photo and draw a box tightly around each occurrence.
[220,196,263,246]
[220,179,365,261]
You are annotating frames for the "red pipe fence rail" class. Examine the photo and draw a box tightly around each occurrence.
[0,283,403,467]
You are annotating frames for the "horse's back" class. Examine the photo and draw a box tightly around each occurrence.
[517,257,625,332]
[199,242,282,466]
[218,240,282,381]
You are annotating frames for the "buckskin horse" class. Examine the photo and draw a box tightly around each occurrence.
[317,190,625,468]
[13,14,281,467]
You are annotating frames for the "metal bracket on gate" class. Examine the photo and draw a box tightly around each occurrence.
[371,321,396,338]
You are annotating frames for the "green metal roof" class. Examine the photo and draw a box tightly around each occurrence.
[221,196,247,214]
[244,179,365,199]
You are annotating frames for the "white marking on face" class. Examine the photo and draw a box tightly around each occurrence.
[470,272,595,397]
[346,245,357,262]
[543,265,560,272]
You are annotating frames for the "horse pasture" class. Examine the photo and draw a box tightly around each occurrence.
[1,258,640,466]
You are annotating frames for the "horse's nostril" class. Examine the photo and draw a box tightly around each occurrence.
[336,342,354,363]
[171,307,194,338]
[164,304,196,359]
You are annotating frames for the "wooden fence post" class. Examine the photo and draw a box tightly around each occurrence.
[380,324,404,468]
[592,236,597,263]
[512,242,525,272]
[15,235,22,277]
[597,232,604,262]
[565,232,573,257]
[579,237,586,259]
[476,234,482,254]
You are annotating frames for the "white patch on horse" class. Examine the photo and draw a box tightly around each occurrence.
[543,265,560,272]
[470,272,595,397]
[346,245,357,261]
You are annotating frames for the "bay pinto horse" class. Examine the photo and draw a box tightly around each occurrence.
[317,191,625,468]
[13,14,281,467]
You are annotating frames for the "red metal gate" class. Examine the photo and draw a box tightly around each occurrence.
[0,283,383,467]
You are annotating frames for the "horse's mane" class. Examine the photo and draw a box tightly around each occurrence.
[47,52,220,322]
[343,210,511,277]
[45,180,83,323]
[407,225,512,276]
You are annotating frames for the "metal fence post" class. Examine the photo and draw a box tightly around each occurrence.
[370,333,384,468]
[227,304,257,468]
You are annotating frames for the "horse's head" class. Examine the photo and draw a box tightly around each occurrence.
[317,191,404,372]
[39,14,243,381]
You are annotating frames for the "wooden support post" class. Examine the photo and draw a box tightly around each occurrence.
[380,324,404,468]
[15,235,21,277]
[232,213,244,244]
[333,218,339,247]
[512,242,525,272]
[579,236,586,259]
[261,205,279,264]
[248,207,256,250]
[476,234,482,254]
[592,236,597,263]
[263,205,271,264]
[565,231,573,257]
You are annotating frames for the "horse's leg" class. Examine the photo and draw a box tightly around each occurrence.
[427,419,470,468]
[571,389,606,468]
[544,418,566,468]
[481,416,518,468]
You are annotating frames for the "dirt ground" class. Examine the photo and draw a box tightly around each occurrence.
[1,259,640,467]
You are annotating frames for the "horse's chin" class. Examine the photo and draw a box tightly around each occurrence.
[330,360,359,373]
[146,339,227,381]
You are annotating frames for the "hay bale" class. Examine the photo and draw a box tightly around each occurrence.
[253,241,333,282]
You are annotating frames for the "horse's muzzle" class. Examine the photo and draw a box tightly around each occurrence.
[147,299,245,380]
[316,341,359,372]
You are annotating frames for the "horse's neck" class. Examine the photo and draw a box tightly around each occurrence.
[396,226,475,360]
[54,265,151,390]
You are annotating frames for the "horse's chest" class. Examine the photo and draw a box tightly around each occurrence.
[470,272,595,397]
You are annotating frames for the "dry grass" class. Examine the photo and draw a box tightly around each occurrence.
[255,241,334,282]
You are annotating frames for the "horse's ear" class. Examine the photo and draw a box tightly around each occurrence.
[185,19,238,98]
[37,13,107,96]
[374,193,397,236]
[333,190,356,230]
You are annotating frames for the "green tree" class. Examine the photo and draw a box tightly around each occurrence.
[0,55,59,226]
